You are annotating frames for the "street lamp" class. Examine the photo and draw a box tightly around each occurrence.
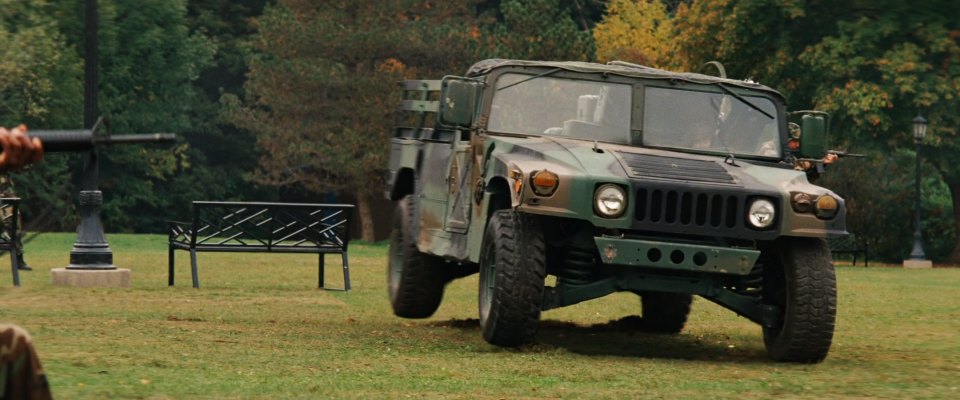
[908,112,928,261]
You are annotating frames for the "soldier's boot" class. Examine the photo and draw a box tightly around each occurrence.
[16,253,31,271]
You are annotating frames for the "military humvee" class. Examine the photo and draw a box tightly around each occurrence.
[385,59,846,363]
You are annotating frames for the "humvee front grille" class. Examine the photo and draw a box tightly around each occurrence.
[635,188,740,229]
[630,184,780,240]
[617,152,736,184]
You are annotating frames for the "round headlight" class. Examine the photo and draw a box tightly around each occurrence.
[815,194,839,219]
[594,184,626,218]
[748,198,776,229]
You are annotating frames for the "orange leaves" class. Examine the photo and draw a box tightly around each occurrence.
[377,58,406,74]
[593,0,673,68]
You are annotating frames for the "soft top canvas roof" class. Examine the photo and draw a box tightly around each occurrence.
[466,59,784,99]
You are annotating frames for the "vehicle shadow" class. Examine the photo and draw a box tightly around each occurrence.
[428,317,770,363]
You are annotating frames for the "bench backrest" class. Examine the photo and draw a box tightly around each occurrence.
[173,201,354,252]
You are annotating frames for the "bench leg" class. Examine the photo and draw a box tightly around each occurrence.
[10,246,20,287]
[168,245,175,286]
[190,248,199,289]
[341,252,350,292]
[318,253,325,289]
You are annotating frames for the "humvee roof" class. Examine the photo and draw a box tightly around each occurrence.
[466,59,784,99]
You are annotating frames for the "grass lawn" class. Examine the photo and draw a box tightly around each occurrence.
[2,233,959,399]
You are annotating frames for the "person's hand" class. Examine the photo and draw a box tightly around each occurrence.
[0,124,44,172]
[823,153,839,165]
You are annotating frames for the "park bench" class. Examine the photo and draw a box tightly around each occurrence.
[828,234,869,267]
[1,198,24,286]
[168,201,354,290]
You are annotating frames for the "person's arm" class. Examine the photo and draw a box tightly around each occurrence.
[0,125,44,172]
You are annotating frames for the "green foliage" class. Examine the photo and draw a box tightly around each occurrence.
[0,0,83,230]
[0,0,83,128]
[90,0,216,232]
[3,0,221,233]
[488,0,595,61]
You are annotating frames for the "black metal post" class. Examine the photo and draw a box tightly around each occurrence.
[68,0,115,270]
[83,0,98,129]
[909,139,927,260]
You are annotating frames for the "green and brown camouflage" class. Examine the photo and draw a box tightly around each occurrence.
[0,324,53,399]
[387,59,845,362]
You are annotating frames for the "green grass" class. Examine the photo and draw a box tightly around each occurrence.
[2,233,959,399]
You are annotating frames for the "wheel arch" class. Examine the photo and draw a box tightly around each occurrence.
[485,176,512,221]
[389,168,416,201]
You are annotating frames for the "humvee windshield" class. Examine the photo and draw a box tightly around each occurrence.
[488,73,632,144]
[487,73,781,158]
[643,86,781,158]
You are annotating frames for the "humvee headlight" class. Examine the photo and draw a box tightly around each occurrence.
[594,184,626,218]
[747,198,776,229]
[815,194,839,219]
[530,170,559,196]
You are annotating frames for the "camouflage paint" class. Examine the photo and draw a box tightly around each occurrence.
[387,59,847,273]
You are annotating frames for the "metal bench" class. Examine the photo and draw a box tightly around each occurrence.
[168,201,354,290]
[828,234,869,267]
[1,197,24,286]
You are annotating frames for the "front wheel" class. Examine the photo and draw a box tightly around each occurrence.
[762,237,837,363]
[478,210,547,347]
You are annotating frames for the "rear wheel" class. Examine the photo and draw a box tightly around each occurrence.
[638,291,693,334]
[478,210,547,347]
[762,237,836,363]
[388,195,446,318]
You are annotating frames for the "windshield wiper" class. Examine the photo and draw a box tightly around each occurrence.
[497,68,563,91]
[716,82,775,119]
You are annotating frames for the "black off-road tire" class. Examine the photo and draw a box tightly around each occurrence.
[639,291,693,334]
[388,195,446,318]
[478,210,547,347]
[762,237,837,363]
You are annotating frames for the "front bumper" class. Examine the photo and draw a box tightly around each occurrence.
[593,236,760,275]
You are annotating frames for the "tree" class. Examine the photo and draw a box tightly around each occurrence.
[1,0,84,231]
[91,0,216,231]
[798,1,960,262]
[227,0,483,241]
[487,0,595,61]
[593,0,673,67]
[43,0,216,232]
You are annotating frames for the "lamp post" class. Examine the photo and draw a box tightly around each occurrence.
[905,112,932,268]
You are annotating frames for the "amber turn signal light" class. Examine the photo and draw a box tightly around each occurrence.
[530,170,559,196]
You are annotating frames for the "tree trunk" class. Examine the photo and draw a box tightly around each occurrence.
[355,191,376,242]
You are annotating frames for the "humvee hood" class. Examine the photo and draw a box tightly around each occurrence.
[489,135,626,179]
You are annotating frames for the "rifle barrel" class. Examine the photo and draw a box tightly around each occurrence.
[25,130,176,153]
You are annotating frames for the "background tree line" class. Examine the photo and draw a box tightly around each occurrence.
[2,0,958,264]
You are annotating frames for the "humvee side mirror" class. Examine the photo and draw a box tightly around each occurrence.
[797,112,829,158]
[439,77,481,128]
